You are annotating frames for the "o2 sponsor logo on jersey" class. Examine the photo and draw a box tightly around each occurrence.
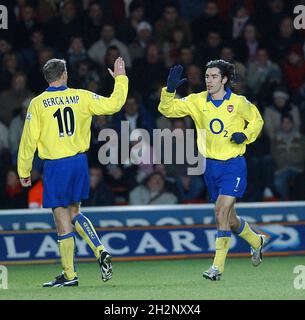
[209,118,224,134]
[209,118,229,137]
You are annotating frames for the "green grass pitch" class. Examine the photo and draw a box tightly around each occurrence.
[1,256,304,300]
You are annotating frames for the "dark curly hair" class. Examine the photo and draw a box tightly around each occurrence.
[206,59,236,88]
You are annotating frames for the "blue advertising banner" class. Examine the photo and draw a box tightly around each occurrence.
[0,202,305,231]
[0,222,304,264]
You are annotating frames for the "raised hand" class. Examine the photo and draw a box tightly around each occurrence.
[166,65,187,93]
[108,57,126,78]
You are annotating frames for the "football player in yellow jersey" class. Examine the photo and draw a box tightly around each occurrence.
[17,57,128,287]
[158,60,266,281]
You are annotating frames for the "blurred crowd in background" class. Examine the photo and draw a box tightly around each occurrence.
[1,0,305,209]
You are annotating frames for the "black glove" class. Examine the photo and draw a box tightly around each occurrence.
[230,132,247,144]
[166,65,187,93]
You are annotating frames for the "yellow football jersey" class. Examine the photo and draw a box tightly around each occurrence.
[18,75,128,178]
[158,87,263,160]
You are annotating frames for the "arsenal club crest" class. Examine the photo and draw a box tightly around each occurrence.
[227,105,234,113]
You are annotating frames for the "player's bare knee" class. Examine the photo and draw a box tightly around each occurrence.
[69,202,81,219]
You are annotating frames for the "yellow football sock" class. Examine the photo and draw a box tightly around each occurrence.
[213,231,231,273]
[58,232,77,280]
[72,213,104,259]
[236,218,261,249]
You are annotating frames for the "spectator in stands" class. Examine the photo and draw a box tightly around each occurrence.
[69,59,100,89]
[131,42,167,98]
[271,115,305,200]
[0,72,33,127]
[233,74,248,96]
[0,38,12,68]
[177,46,195,69]
[117,0,145,45]
[155,4,191,45]
[191,0,226,45]
[14,5,42,50]
[82,166,115,207]
[164,119,204,202]
[113,92,155,137]
[0,52,22,91]
[264,88,300,140]
[89,115,113,165]
[246,48,281,97]
[146,83,166,121]
[36,0,56,25]
[28,47,54,93]
[0,167,28,209]
[129,172,178,205]
[229,3,251,40]
[163,27,191,68]
[88,23,131,68]
[98,46,122,96]
[282,46,305,93]
[154,163,180,199]
[124,133,156,184]
[260,0,286,39]
[128,21,153,63]
[257,68,283,106]
[83,1,108,47]
[234,23,261,65]
[21,29,47,75]
[245,129,274,201]
[8,97,33,164]
[28,169,43,208]
[269,17,302,63]
[46,0,83,52]
[220,46,247,80]
[66,36,88,71]
[196,31,223,67]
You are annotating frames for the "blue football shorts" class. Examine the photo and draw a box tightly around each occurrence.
[43,153,90,208]
[203,156,247,203]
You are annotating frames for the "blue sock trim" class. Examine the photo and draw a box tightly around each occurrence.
[236,218,246,234]
[217,230,232,238]
[58,232,75,241]
[72,214,82,225]
[72,213,102,247]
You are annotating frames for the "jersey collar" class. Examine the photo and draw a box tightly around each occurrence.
[45,85,68,92]
[207,87,232,107]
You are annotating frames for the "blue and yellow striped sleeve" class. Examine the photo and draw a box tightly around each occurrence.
[17,99,40,178]
[85,75,128,115]
[158,88,194,118]
[238,97,264,144]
